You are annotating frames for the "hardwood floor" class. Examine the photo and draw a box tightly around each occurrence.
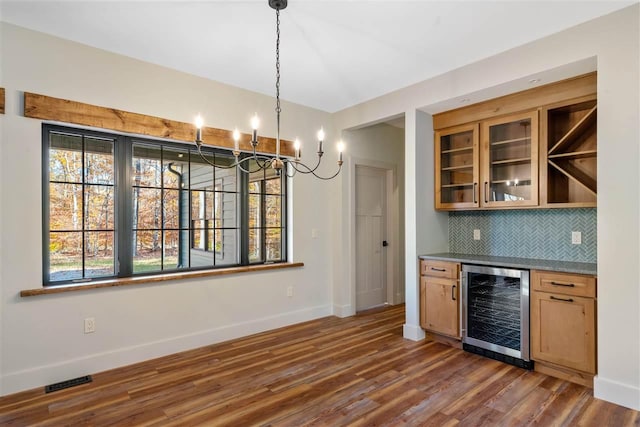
[0,304,638,426]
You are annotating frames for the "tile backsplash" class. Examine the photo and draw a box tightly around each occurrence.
[449,209,596,263]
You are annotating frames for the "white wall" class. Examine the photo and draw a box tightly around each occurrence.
[333,122,406,316]
[332,4,640,410]
[0,23,337,395]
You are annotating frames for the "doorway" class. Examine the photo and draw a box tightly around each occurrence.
[355,165,390,311]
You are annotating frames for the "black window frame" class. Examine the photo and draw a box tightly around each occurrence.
[43,124,288,286]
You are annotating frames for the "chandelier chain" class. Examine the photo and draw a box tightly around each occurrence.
[275,8,281,115]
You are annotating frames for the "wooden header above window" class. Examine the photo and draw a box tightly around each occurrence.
[0,88,5,114]
[23,92,294,156]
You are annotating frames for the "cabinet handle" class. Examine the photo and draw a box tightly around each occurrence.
[451,285,456,301]
[550,281,575,287]
[484,182,489,203]
[473,183,477,204]
[430,267,446,272]
[550,296,574,303]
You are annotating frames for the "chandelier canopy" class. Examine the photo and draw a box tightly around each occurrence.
[194,0,344,180]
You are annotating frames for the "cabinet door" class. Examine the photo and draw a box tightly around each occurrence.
[481,111,539,208]
[421,276,459,338]
[435,124,479,210]
[531,291,596,373]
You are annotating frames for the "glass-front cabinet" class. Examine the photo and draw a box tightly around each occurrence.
[435,124,479,209]
[481,111,539,208]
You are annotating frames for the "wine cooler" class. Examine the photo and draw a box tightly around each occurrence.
[462,264,532,369]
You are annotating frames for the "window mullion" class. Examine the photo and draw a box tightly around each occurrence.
[117,137,133,277]
[240,157,249,265]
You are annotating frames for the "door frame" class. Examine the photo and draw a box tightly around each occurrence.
[349,158,400,314]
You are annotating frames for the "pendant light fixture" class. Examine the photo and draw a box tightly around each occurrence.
[194,0,344,180]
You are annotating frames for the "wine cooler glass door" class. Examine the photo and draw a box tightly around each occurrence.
[463,265,530,361]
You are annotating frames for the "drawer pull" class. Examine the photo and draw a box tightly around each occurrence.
[451,285,456,301]
[550,281,575,287]
[473,183,477,204]
[550,296,574,303]
[430,267,446,272]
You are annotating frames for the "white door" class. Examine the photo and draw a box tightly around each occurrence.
[355,165,387,311]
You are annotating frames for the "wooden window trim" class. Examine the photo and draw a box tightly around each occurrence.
[0,88,5,114]
[21,262,304,297]
[23,92,294,156]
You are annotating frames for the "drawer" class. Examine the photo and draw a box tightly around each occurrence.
[532,270,596,298]
[421,260,459,279]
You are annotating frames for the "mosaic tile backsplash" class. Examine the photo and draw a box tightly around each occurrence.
[449,209,596,263]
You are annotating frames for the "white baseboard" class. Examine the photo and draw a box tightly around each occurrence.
[1,304,332,396]
[403,323,426,341]
[333,304,354,318]
[594,375,640,411]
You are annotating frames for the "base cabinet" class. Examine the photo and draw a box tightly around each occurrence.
[420,260,460,339]
[530,270,597,385]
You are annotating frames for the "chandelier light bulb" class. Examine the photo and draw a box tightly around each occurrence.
[294,138,301,160]
[195,115,204,142]
[337,141,345,153]
[317,128,325,142]
[251,114,260,130]
[233,128,241,141]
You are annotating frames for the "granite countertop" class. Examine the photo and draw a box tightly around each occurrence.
[419,253,597,276]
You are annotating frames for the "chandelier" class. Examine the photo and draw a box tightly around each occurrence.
[194,0,344,180]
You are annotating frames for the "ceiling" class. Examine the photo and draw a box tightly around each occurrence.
[0,1,634,113]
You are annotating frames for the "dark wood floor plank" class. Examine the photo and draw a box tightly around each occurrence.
[0,304,637,426]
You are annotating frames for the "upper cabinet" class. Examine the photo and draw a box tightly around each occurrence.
[481,111,539,208]
[433,72,596,211]
[435,124,479,209]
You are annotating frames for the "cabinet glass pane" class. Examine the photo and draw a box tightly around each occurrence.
[488,118,532,202]
[440,130,474,204]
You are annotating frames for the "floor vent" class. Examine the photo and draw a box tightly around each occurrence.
[45,375,93,393]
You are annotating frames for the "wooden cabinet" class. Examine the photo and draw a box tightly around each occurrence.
[540,96,597,207]
[481,111,539,208]
[531,270,597,386]
[433,72,597,211]
[420,260,460,338]
[435,124,479,209]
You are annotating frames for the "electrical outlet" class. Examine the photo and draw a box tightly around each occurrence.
[572,231,582,245]
[311,229,318,239]
[473,229,481,240]
[287,286,293,297]
[84,317,96,334]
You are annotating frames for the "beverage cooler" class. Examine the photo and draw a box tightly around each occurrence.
[462,264,533,369]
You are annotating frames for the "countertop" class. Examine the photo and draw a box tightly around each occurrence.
[419,253,597,276]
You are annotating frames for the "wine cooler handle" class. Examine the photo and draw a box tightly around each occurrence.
[430,267,446,272]
[473,183,477,204]
[550,296,574,303]
[550,281,575,287]
[484,182,489,203]
[451,284,456,301]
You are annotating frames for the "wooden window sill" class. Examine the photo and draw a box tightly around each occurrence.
[20,262,304,297]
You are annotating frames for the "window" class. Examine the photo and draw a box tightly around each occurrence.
[43,125,287,285]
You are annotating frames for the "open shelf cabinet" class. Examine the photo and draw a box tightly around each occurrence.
[541,97,597,207]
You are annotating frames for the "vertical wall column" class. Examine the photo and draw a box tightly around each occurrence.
[404,109,448,340]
